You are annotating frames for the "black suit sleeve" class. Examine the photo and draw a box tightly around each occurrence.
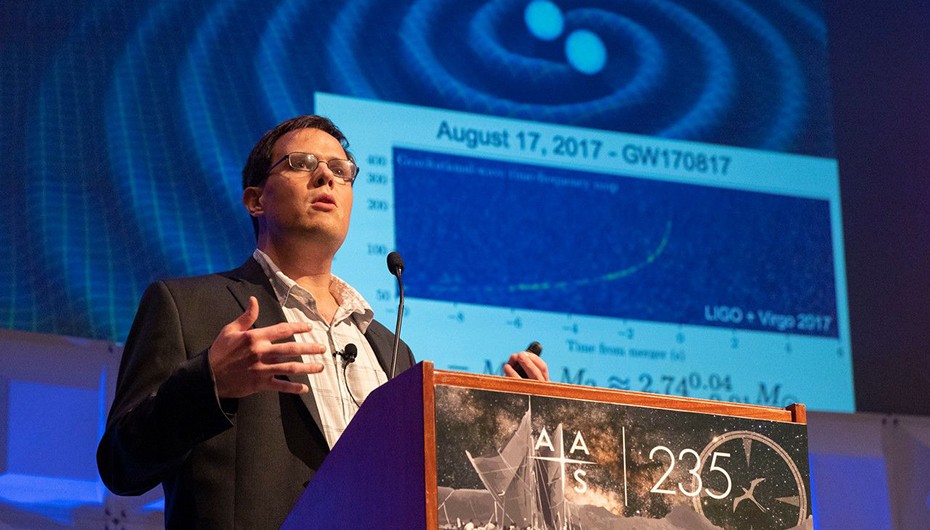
[97,281,234,495]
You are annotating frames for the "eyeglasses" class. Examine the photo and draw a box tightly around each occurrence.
[267,152,359,185]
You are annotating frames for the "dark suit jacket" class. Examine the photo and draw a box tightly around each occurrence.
[97,258,414,529]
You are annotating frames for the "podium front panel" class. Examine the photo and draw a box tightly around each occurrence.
[433,384,811,530]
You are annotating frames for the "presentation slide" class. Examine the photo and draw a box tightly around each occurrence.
[320,93,853,412]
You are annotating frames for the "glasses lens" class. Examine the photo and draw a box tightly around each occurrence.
[288,153,318,171]
[328,159,357,179]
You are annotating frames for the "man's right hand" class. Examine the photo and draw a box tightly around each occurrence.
[209,296,325,398]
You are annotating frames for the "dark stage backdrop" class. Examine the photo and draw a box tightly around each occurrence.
[826,0,930,415]
[4,0,922,414]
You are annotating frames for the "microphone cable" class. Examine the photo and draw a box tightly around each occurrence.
[335,343,361,408]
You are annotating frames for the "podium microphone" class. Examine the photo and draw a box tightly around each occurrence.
[386,251,405,379]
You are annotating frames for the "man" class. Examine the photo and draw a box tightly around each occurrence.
[97,115,548,529]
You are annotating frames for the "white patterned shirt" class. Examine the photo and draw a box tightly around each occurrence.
[253,249,388,448]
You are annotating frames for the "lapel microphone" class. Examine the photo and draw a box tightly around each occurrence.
[386,251,405,379]
[336,343,358,365]
[335,343,361,407]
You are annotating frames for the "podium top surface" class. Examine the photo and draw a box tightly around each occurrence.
[426,362,804,424]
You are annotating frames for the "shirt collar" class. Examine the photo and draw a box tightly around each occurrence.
[252,248,374,332]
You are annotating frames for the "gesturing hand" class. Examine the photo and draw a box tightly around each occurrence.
[209,296,325,398]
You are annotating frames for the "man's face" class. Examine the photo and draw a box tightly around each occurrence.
[249,127,354,249]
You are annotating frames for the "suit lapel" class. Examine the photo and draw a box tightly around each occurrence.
[365,322,399,380]
[225,258,327,436]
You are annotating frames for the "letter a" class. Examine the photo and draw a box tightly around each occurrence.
[570,431,590,455]
[534,427,554,452]
[436,121,452,140]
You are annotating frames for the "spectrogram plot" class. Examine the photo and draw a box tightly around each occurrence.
[393,148,837,337]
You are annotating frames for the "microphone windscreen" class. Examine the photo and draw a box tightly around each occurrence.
[343,343,358,363]
[387,251,405,276]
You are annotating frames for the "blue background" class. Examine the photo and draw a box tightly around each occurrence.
[0,0,835,343]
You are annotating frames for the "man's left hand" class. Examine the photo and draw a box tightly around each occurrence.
[503,350,549,381]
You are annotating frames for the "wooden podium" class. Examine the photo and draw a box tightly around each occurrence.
[282,362,810,530]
